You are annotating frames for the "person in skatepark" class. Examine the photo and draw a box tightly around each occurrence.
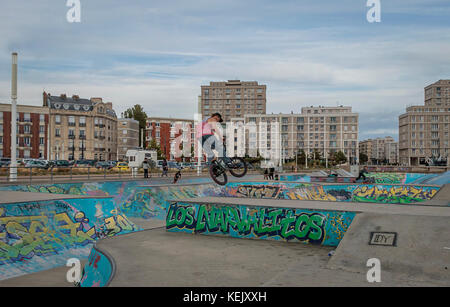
[197,112,224,164]
[173,166,182,184]
[356,166,368,181]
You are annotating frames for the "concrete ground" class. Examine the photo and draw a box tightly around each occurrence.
[0,261,85,287]
[95,228,446,287]
[1,219,448,287]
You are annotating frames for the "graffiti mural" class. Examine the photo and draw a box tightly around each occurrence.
[166,202,356,246]
[79,247,114,287]
[366,173,428,184]
[279,174,311,182]
[225,182,439,204]
[352,185,439,204]
[0,198,140,280]
[122,185,214,220]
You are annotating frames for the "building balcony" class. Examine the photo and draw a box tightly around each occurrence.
[68,135,76,139]
[68,122,76,127]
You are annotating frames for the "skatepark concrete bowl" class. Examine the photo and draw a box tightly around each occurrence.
[0,172,448,287]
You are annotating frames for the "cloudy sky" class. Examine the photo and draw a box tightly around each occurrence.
[1,0,450,140]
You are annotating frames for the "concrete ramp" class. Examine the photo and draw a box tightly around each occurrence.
[327,213,450,285]
[0,193,141,281]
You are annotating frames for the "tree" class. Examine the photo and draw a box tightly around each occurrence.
[123,104,147,148]
[333,150,347,165]
[359,153,368,164]
[147,139,164,160]
[312,149,322,166]
[296,149,306,166]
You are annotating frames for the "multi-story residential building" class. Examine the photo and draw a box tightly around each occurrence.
[0,103,49,159]
[44,92,118,161]
[200,80,266,122]
[230,105,359,164]
[145,117,195,160]
[117,118,140,161]
[359,139,373,163]
[399,80,450,166]
[385,141,399,164]
[360,137,397,164]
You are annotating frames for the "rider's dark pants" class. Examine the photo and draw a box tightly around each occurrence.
[201,135,229,163]
[356,174,366,181]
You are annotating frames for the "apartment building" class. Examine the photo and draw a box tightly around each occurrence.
[359,139,373,162]
[44,92,118,161]
[385,141,399,164]
[117,118,140,161]
[359,136,398,164]
[399,80,450,166]
[230,105,359,163]
[0,103,49,159]
[146,117,195,160]
[200,80,266,122]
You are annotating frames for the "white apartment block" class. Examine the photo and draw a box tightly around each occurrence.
[230,105,359,164]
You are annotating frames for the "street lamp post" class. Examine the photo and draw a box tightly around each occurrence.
[10,53,18,182]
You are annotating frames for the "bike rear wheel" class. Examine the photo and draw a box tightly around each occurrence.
[227,157,247,178]
[209,162,228,185]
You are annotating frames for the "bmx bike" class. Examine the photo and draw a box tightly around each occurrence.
[209,156,247,185]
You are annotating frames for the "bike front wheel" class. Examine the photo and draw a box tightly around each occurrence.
[209,162,228,185]
[227,157,248,178]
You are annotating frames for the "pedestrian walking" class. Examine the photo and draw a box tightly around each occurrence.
[142,159,149,179]
[161,158,169,177]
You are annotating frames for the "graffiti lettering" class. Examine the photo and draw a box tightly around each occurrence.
[167,203,330,244]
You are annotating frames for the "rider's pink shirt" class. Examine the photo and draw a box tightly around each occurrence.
[196,119,214,138]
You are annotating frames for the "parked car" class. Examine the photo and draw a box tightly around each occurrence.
[25,159,50,169]
[107,160,117,168]
[115,162,129,171]
[168,161,181,169]
[180,162,192,169]
[156,160,164,169]
[95,161,113,169]
[53,160,70,168]
[0,158,11,167]
[74,160,96,167]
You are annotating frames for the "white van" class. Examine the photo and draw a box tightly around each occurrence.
[126,149,157,168]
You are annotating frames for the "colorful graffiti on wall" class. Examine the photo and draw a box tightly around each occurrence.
[166,202,356,246]
[121,184,215,220]
[79,247,114,287]
[0,198,140,280]
[221,182,439,204]
[351,185,439,204]
[366,173,428,184]
[279,174,311,182]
